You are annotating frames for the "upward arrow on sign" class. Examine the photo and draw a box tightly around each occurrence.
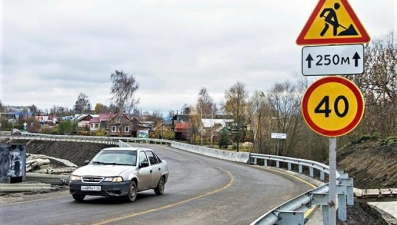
[306,54,314,68]
[352,52,360,67]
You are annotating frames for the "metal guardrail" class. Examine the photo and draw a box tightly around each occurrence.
[249,154,354,225]
[1,133,353,225]
[0,132,172,146]
[250,153,337,181]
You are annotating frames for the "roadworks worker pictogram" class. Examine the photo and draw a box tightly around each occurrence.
[319,3,358,37]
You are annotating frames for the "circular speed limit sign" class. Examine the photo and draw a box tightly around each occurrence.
[302,76,364,137]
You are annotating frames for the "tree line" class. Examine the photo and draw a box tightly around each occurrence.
[1,32,395,162]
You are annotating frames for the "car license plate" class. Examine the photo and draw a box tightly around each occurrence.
[81,186,101,191]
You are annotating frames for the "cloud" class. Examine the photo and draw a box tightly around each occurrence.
[1,0,395,115]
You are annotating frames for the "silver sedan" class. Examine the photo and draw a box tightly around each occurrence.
[69,147,169,202]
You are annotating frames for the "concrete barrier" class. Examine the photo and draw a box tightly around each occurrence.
[0,182,54,192]
[26,173,70,185]
[170,142,250,163]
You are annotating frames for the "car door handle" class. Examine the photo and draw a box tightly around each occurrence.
[150,170,152,173]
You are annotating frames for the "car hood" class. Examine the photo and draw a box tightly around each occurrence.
[72,165,134,177]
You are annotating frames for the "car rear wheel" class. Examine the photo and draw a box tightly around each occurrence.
[125,180,137,202]
[154,176,165,195]
[72,194,85,202]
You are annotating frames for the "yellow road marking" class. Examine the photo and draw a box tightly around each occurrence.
[253,166,318,218]
[92,167,234,225]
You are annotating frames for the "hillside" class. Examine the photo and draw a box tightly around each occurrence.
[337,136,397,189]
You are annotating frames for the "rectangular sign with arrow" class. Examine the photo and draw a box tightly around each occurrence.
[301,44,364,76]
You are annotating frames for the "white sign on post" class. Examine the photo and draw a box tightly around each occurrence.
[271,133,287,139]
[302,44,364,76]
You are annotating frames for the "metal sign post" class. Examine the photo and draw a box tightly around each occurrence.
[329,137,337,225]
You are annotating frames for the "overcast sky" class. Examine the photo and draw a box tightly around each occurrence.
[1,0,396,115]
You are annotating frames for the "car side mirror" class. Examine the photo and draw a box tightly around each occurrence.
[84,160,90,165]
[140,161,149,168]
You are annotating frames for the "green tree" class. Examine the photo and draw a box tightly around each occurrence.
[58,120,77,135]
[94,103,108,114]
[218,129,230,149]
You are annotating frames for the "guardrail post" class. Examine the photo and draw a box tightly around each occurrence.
[299,165,303,174]
[309,167,314,178]
[338,171,354,206]
[322,205,330,225]
[253,158,257,165]
[287,162,291,171]
[320,171,325,180]
[264,159,267,167]
[337,184,347,221]
[276,161,280,168]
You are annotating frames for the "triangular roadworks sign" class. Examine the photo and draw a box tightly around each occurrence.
[296,0,370,45]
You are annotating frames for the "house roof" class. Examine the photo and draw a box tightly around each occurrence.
[108,113,132,122]
[74,114,96,121]
[99,113,115,121]
[175,123,189,132]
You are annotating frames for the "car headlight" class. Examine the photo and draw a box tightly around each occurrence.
[70,175,81,181]
[103,176,124,182]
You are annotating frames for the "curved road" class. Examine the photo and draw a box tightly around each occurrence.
[0,144,313,225]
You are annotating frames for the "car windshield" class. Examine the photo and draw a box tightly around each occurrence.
[91,150,137,166]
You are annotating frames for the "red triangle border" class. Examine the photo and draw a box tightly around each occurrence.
[296,0,371,45]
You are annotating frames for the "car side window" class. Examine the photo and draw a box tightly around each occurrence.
[153,152,162,163]
[139,152,149,165]
[146,151,159,165]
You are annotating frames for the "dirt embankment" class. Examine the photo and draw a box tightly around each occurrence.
[337,137,397,189]
[10,140,115,166]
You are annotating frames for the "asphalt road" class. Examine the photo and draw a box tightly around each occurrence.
[0,144,313,225]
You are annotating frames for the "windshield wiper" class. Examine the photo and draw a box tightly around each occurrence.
[108,162,134,166]
[91,161,133,166]
[91,161,109,165]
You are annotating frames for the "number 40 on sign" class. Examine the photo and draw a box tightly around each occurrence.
[301,76,364,137]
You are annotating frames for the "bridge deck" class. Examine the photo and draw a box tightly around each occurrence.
[355,188,397,202]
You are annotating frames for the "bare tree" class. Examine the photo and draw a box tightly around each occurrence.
[196,87,216,118]
[347,32,397,137]
[110,70,140,136]
[181,104,191,115]
[196,88,218,145]
[74,93,91,114]
[28,104,38,116]
[248,91,271,153]
[110,70,140,114]
[224,82,249,152]
[267,81,302,156]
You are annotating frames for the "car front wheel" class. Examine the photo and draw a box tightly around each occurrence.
[154,176,165,195]
[72,194,85,202]
[125,180,137,202]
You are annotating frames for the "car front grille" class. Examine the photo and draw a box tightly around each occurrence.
[81,176,104,183]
